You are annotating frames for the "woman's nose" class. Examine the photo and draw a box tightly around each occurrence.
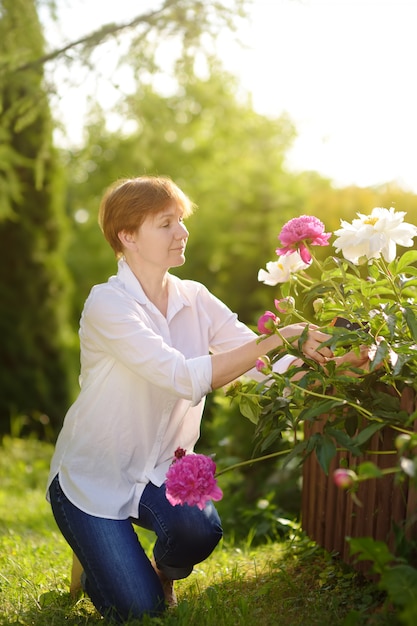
[177,222,189,238]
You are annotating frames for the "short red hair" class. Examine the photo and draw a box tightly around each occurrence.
[98,176,195,258]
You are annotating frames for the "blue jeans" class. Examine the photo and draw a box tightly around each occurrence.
[48,474,223,622]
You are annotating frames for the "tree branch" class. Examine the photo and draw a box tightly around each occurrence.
[14,2,175,73]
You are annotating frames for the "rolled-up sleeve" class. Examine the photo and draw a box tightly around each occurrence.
[186,355,212,405]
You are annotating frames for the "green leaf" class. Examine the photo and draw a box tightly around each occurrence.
[299,399,346,422]
[282,439,309,467]
[353,422,385,447]
[304,432,321,454]
[392,352,410,377]
[370,341,389,370]
[393,250,417,274]
[315,434,337,474]
[368,262,381,279]
[399,270,417,281]
[326,427,361,456]
[399,597,417,625]
[385,313,397,339]
[345,414,358,437]
[259,430,282,451]
[238,396,261,424]
[348,537,395,575]
[356,461,383,479]
[379,565,417,606]
[403,307,417,342]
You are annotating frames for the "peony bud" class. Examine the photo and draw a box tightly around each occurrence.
[274,296,295,314]
[256,355,272,375]
[174,447,187,460]
[312,298,324,314]
[333,468,357,489]
[395,433,411,452]
[257,311,279,335]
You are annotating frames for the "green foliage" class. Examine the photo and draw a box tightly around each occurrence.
[0,0,75,435]
[349,538,417,625]
[229,218,417,482]
[0,0,52,217]
[0,437,400,626]
[227,209,417,624]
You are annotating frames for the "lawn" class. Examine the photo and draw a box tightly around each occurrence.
[0,436,401,625]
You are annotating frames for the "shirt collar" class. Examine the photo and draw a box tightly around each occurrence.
[116,258,191,315]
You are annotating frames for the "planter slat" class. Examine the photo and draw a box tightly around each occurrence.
[301,405,417,575]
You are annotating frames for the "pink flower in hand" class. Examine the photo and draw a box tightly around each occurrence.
[165,449,223,510]
[257,311,279,335]
[276,215,331,263]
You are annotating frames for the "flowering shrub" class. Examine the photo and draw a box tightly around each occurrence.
[165,447,223,510]
[228,207,417,486]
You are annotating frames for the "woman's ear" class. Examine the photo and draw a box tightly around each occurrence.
[118,230,136,250]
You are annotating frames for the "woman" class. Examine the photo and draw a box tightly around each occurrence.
[46,176,344,622]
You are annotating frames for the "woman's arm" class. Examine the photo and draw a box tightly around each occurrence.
[210,323,331,389]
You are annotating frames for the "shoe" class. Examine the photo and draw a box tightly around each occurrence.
[151,557,177,608]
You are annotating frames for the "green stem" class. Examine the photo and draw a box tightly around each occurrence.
[293,273,314,289]
[357,466,399,483]
[289,382,376,421]
[363,449,397,456]
[377,257,402,303]
[308,250,349,311]
[216,449,290,477]
[288,310,311,324]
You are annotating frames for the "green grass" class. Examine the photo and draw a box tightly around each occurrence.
[0,437,401,625]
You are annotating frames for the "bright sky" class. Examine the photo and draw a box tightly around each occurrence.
[47,0,417,193]
[228,0,417,192]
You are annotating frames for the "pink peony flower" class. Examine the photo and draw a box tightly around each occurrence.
[257,311,279,335]
[333,468,357,489]
[165,449,223,510]
[276,215,331,263]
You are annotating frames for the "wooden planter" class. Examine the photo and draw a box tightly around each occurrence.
[301,387,417,574]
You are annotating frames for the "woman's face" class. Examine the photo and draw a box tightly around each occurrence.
[130,202,189,270]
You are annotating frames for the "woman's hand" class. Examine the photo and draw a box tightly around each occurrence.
[331,345,371,376]
[285,345,371,383]
[280,323,333,364]
[211,323,332,390]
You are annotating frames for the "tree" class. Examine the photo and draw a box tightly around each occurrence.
[0,0,73,436]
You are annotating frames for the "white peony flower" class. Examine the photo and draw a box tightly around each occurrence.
[333,207,417,264]
[258,251,310,285]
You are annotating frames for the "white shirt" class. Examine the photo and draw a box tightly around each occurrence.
[47,259,263,519]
